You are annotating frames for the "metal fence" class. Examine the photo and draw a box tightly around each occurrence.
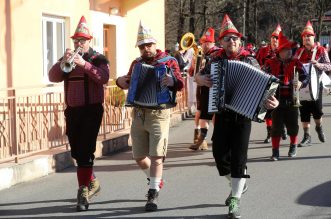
[0,80,188,164]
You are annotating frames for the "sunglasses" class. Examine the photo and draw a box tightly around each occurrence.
[271,36,278,40]
[223,36,239,42]
[73,39,87,44]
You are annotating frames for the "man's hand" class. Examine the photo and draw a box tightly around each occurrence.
[194,73,213,87]
[265,95,279,109]
[162,73,174,87]
[73,53,86,67]
[117,76,130,89]
[293,80,302,90]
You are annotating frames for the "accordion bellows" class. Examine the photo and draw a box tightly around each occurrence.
[208,59,279,122]
[126,63,176,109]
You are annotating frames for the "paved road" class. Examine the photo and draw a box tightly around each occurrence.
[1,96,331,219]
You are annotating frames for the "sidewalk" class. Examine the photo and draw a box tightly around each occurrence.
[0,111,188,191]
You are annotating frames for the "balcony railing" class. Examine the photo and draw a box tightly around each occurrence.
[0,79,188,164]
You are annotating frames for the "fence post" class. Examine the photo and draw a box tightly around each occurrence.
[8,89,18,163]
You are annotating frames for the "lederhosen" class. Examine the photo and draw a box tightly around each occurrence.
[64,48,108,167]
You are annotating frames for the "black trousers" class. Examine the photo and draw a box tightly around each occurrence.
[65,104,104,167]
[299,86,323,122]
[212,111,251,178]
[271,105,299,137]
[196,86,213,120]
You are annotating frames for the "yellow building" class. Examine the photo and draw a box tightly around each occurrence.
[0,0,166,92]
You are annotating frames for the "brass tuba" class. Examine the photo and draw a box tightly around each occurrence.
[180,32,203,75]
[60,47,83,73]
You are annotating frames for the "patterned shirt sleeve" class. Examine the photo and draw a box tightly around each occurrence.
[316,48,331,72]
[167,58,184,91]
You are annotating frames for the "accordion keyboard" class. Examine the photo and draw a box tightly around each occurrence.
[208,62,220,113]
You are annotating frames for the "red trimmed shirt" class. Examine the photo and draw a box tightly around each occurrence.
[49,49,109,107]
[294,45,331,72]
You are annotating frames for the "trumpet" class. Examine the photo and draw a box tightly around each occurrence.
[60,47,83,73]
[180,32,203,75]
[293,66,302,107]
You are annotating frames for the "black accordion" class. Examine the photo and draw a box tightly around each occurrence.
[208,59,279,122]
[126,62,176,109]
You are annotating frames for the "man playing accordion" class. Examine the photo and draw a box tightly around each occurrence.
[195,14,279,219]
[116,21,184,212]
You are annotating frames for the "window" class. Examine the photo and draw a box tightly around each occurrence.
[42,15,65,83]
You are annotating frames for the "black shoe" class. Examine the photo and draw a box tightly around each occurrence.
[288,144,297,157]
[264,127,271,143]
[225,183,248,206]
[228,197,241,219]
[264,136,271,143]
[76,186,89,212]
[270,149,279,161]
[145,189,159,211]
[298,133,311,147]
[315,126,325,143]
[281,132,288,140]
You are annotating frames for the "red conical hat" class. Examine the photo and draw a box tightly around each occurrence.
[301,20,315,37]
[218,14,242,40]
[71,16,93,39]
[199,27,215,44]
[271,24,282,37]
[277,31,296,52]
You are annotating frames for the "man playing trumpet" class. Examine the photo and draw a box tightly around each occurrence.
[263,32,308,161]
[49,16,109,212]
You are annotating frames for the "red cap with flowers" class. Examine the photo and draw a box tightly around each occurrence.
[301,20,315,37]
[218,14,242,40]
[71,16,93,39]
[200,27,215,44]
[271,24,282,37]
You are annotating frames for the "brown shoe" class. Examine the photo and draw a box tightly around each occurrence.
[199,140,208,150]
[189,143,200,150]
[189,136,208,151]
[88,178,101,199]
[193,129,200,144]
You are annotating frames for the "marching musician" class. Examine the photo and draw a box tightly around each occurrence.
[116,21,184,212]
[294,21,331,147]
[263,32,308,161]
[48,16,109,211]
[256,24,287,143]
[195,14,279,219]
[189,27,221,151]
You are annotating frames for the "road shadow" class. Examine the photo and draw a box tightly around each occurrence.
[297,180,331,207]
[248,155,331,163]
[90,143,215,172]
[0,199,224,219]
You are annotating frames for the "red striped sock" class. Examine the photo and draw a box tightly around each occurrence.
[77,167,93,187]
[272,136,281,149]
[290,135,298,145]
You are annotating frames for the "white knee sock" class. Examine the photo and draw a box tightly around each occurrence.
[231,178,246,199]
[225,174,231,188]
[149,177,161,191]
